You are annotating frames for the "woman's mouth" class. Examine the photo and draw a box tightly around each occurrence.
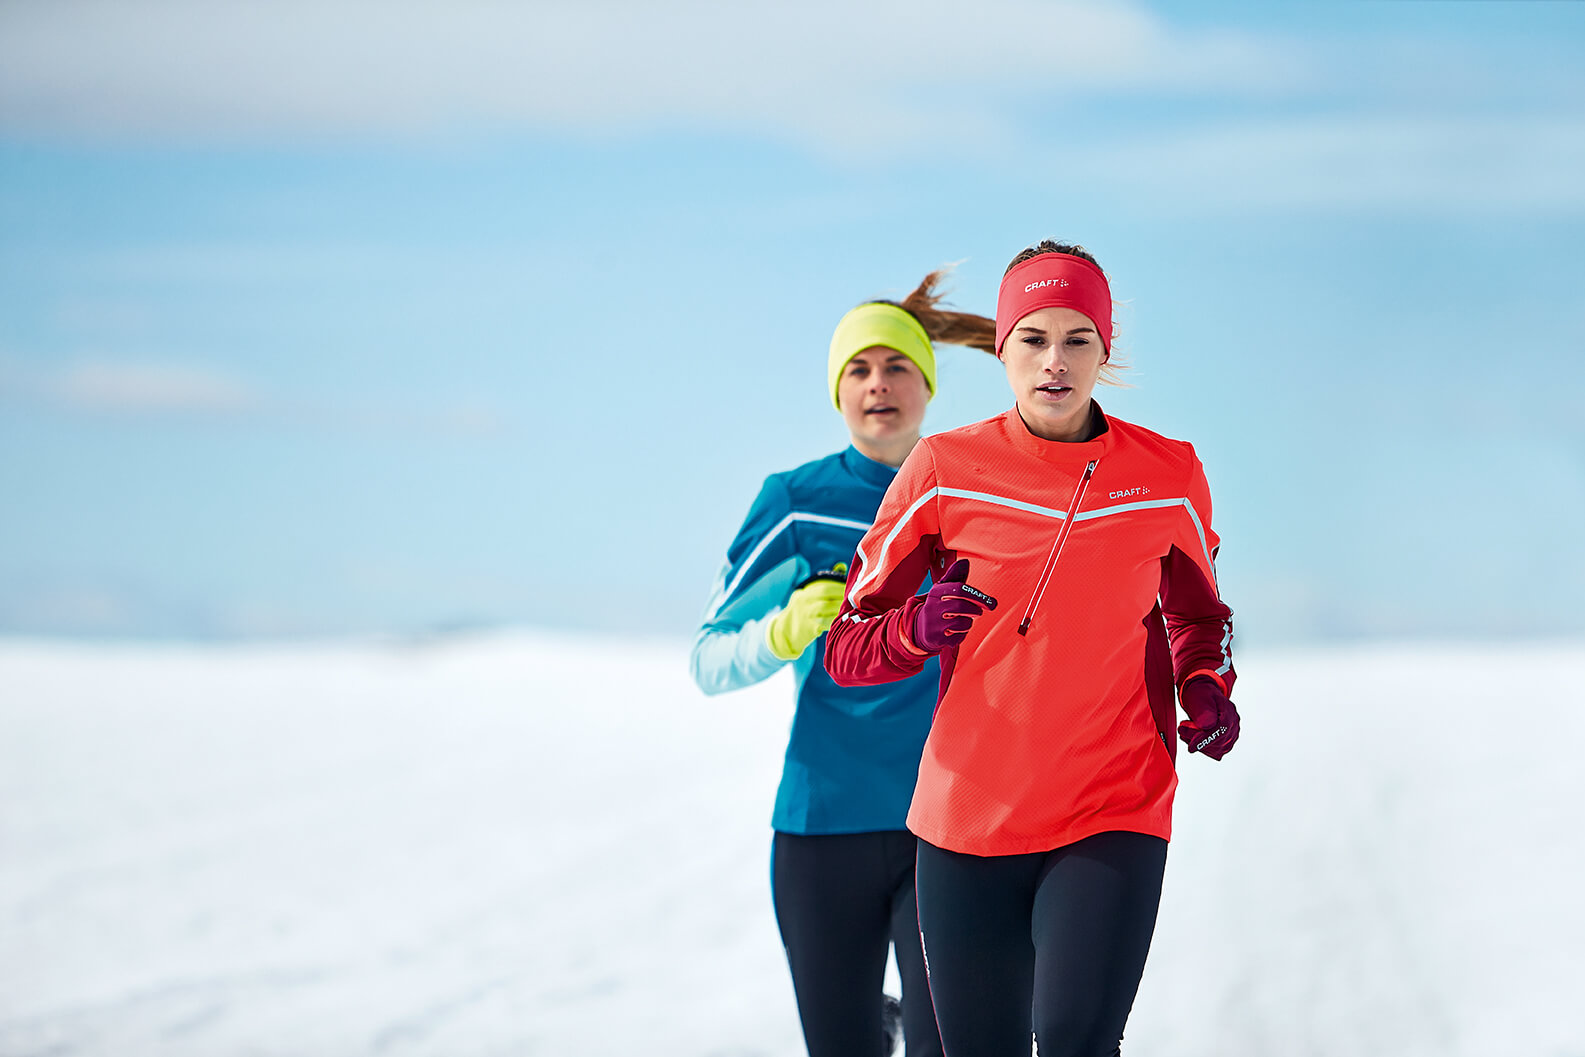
[865,405,898,416]
[1035,384,1072,400]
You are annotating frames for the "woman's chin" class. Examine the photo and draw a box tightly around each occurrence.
[860,419,919,443]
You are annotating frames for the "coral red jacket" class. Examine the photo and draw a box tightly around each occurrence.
[824,406,1235,856]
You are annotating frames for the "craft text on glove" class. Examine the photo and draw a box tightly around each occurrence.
[1178,675,1240,761]
[909,558,996,655]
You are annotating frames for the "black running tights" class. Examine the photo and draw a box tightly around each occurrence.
[772,829,943,1057]
[913,830,1168,1057]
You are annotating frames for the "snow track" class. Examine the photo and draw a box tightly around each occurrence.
[2,635,1581,1056]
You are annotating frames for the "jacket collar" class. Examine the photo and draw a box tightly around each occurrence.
[842,444,902,486]
[1001,402,1116,463]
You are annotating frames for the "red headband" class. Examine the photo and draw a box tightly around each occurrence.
[995,253,1113,355]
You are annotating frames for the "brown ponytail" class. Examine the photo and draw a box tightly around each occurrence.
[868,268,997,355]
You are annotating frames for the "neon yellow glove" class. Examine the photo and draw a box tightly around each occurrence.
[765,563,848,661]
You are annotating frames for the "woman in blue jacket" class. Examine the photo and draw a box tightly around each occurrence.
[692,272,995,1057]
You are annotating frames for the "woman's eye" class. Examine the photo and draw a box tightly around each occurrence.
[1067,337,1090,346]
[1022,336,1045,347]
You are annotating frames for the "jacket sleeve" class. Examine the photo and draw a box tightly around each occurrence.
[824,441,941,686]
[689,475,808,696]
[1159,450,1237,697]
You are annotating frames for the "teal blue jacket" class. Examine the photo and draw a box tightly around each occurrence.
[690,446,939,835]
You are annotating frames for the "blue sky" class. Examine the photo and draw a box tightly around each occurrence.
[1,0,1582,644]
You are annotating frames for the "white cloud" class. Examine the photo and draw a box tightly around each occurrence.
[2,1,1577,215]
[0,0,1295,148]
[53,361,257,413]
[5,356,505,435]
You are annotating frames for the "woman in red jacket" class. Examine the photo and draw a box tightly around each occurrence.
[824,240,1241,1057]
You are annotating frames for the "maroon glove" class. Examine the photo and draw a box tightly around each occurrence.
[910,559,996,654]
[1178,676,1240,761]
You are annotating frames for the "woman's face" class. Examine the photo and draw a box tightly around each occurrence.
[837,346,930,446]
[1000,306,1108,442]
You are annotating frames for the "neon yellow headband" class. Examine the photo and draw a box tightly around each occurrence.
[827,303,936,410]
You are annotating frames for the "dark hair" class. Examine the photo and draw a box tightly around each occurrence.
[868,267,997,355]
[1002,240,1127,386]
[1004,239,1101,275]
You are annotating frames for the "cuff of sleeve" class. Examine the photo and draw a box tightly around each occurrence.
[1182,668,1228,695]
[894,596,930,657]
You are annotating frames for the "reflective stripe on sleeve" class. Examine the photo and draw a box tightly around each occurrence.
[708,512,871,621]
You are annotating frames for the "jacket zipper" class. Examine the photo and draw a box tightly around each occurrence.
[1017,458,1099,636]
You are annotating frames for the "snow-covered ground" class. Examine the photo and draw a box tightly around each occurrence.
[1,633,1582,1056]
